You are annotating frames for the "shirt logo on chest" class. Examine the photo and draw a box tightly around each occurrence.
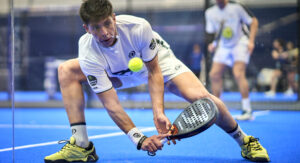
[128,51,136,58]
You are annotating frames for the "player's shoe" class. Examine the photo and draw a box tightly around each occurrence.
[284,88,294,96]
[44,137,98,163]
[235,111,254,121]
[241,136,270,162]
[265,90,275,97]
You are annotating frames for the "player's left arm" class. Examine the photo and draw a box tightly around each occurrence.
[144,55,171,135]
[138,20,172,135]
[239,4,259,54]
[248,17,258,54]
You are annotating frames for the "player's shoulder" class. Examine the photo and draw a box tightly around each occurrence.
[206,5,218,14]
[227,1,244,9]
[78,33,99,59]
[79,33,93,47]
[116,15,149,26]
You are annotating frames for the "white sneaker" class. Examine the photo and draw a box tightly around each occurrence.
[284,88,294,96]
[265,90,275,97]
[235,111,254,121]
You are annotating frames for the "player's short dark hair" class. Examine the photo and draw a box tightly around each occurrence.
[79,0,113,25]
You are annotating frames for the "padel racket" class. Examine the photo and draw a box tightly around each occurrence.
[148,97,218,156]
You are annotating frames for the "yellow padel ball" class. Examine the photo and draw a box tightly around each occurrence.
[128,57,144,72]
[222,27,233,39]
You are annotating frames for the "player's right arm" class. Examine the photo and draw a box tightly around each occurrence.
[96,88,170,152]
[204,8,218,53]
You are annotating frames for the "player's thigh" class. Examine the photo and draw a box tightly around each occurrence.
[213,46,233,66]
[209,62,226,78]
[166,71,210,103]
[232,38,250,65]
[58,58,87,83]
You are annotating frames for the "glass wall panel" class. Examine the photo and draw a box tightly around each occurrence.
[2,0,298,162]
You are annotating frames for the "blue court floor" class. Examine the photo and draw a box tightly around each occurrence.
[1,108,300,163]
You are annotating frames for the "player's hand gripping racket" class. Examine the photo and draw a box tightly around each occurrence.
[148,98,219,156]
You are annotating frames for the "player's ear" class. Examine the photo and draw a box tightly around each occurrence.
[83,24,90,34]
[112,13,116,22]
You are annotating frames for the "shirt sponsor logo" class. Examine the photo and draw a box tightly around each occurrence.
[149,38,156,50]
[112,69,133,76]
[87,75,97,86]
[175,65,182,70]
[129,51,136,58]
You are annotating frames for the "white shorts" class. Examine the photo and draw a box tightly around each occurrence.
[116,48,191,90]
[214,36,250,67]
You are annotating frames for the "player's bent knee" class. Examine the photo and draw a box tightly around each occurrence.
[58,62,72,83]
[58,60,85,85]
[189,93,211,103]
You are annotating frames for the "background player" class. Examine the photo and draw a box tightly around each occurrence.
[44,0,269,162]
[205,0,259,120]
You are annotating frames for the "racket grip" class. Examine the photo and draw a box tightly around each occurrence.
[147,138,169,156]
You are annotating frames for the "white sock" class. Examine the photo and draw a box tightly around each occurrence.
[71,123,89,148]
[242,98,251,112]
[227,124,247,146]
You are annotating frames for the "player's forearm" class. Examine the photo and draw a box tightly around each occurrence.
[106,106,136,133]
[148,69,165,117]
[249,17,259,43]
[97,89,135,133]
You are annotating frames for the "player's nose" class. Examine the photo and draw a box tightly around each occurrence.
[99,29,109,39]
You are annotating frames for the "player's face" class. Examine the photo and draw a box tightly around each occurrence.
[85,14,117,47]
[216,0,227,8]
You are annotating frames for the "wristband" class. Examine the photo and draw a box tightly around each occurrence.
[127,127,145,147]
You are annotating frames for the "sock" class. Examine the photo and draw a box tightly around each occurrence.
[227,124,247,146]
[70,122,89,148]
[242,98,251,112]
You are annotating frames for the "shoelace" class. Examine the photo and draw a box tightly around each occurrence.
[247,137,263,151]
[57,139,73,153]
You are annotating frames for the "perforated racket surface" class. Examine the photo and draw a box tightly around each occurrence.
[169,97,218,139]
[148,98,218,156]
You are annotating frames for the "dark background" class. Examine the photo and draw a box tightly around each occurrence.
[0,6,298,91]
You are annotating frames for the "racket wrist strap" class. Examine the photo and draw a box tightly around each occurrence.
[137,136,148,150]
[127,127,146,149]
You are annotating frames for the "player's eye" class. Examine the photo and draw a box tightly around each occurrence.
[104,20,111,27]
[92,25,100,30]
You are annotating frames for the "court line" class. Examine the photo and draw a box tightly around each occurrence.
[253,110,270,116]
[0,127,156,152]
[0,124,122,130]
[232,110,270,118]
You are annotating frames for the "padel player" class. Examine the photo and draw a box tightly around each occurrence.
[44,0,269,162]
[205,0,258,120]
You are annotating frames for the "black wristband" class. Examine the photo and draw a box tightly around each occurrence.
[137,136,148,150]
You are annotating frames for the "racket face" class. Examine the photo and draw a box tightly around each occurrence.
[169,98,218,139]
